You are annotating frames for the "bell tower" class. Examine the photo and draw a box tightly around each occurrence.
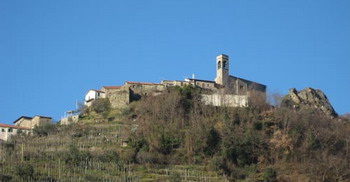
[215,54,229,86]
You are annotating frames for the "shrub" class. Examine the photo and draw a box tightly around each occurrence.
[136,151,162,164]
[169,171,181,182]
[33,123,58,137]
[14,163,34,180]
[204,128,220,156]
[2,142,15,156]
[98,150,119,163]
[0,174,12,182]
[262,168,277,182]
[210,155,226,173]
[84,174,99,182]
[159,133,181,155]
[91,98,111,114]
[64,144,92,167]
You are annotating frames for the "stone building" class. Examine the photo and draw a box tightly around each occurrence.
[14,115,52,129]
[84,54,266,108]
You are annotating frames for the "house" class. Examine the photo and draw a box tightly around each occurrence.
[0,123,31,142]
[84,89,106,107]
[14,115,52,129]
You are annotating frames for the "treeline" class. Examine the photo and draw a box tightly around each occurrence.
[127,86,350,181]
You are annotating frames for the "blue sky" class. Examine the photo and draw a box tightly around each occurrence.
[1,1,349,124]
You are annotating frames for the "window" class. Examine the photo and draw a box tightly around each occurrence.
[218,61,221,69]
[8,128,13,132]
[1,128,4,132]
[223,61,227,69]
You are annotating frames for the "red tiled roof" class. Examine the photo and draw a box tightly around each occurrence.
[103,86,121,89]
[0,123,31,130]
[126,81,162,85]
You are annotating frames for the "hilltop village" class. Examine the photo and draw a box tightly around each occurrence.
[1,54,266,141]
[84,54,266,110]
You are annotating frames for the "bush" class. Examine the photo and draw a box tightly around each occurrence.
[2,142,15,156]
[14,163,34,180]
[169,171,181,182]
[159,133,179,155]
[210,155,226,173]
[91,98,111,114]
[204,128,220,156]
[0,174,12,182]
[97,150,119,163]
[84,174,99,182]
[64,144,92,167]
[262,168,277,182]
[136,151,162,164]
[33,123,58,137]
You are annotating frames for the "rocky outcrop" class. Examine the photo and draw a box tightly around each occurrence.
[281,87,337,118]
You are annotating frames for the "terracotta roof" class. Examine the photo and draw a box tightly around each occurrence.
[126,81,163,85]
[0,123,31,130]
[103,86,121,89]
[13,116,32,124]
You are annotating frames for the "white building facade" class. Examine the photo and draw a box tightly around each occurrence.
[84,89,106,107]
[0,124,31,142]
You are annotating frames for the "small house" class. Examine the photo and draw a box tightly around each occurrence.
[0,123,31,142]
[84,89,106,107]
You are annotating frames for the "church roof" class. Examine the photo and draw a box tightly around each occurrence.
[186,78,216,83]
[102,86,121,89]
[125,81,163,85]
[229,75,266,87]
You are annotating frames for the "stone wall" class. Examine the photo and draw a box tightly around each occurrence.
[202,94,248,107]
[127,83,166,102]
[106,88,130,108]
[15,118,32,128]
[60,115,79,125]
[31,116,51,128]
[227,76,266,95]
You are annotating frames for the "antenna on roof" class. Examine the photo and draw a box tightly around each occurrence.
[76,100,78,110]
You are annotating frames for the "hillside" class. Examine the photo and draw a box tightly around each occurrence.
[1,86,349,181]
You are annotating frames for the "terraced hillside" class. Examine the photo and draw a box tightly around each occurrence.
[0,120,227,181]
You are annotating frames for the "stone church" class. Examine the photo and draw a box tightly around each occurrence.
[84,54,266,108]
